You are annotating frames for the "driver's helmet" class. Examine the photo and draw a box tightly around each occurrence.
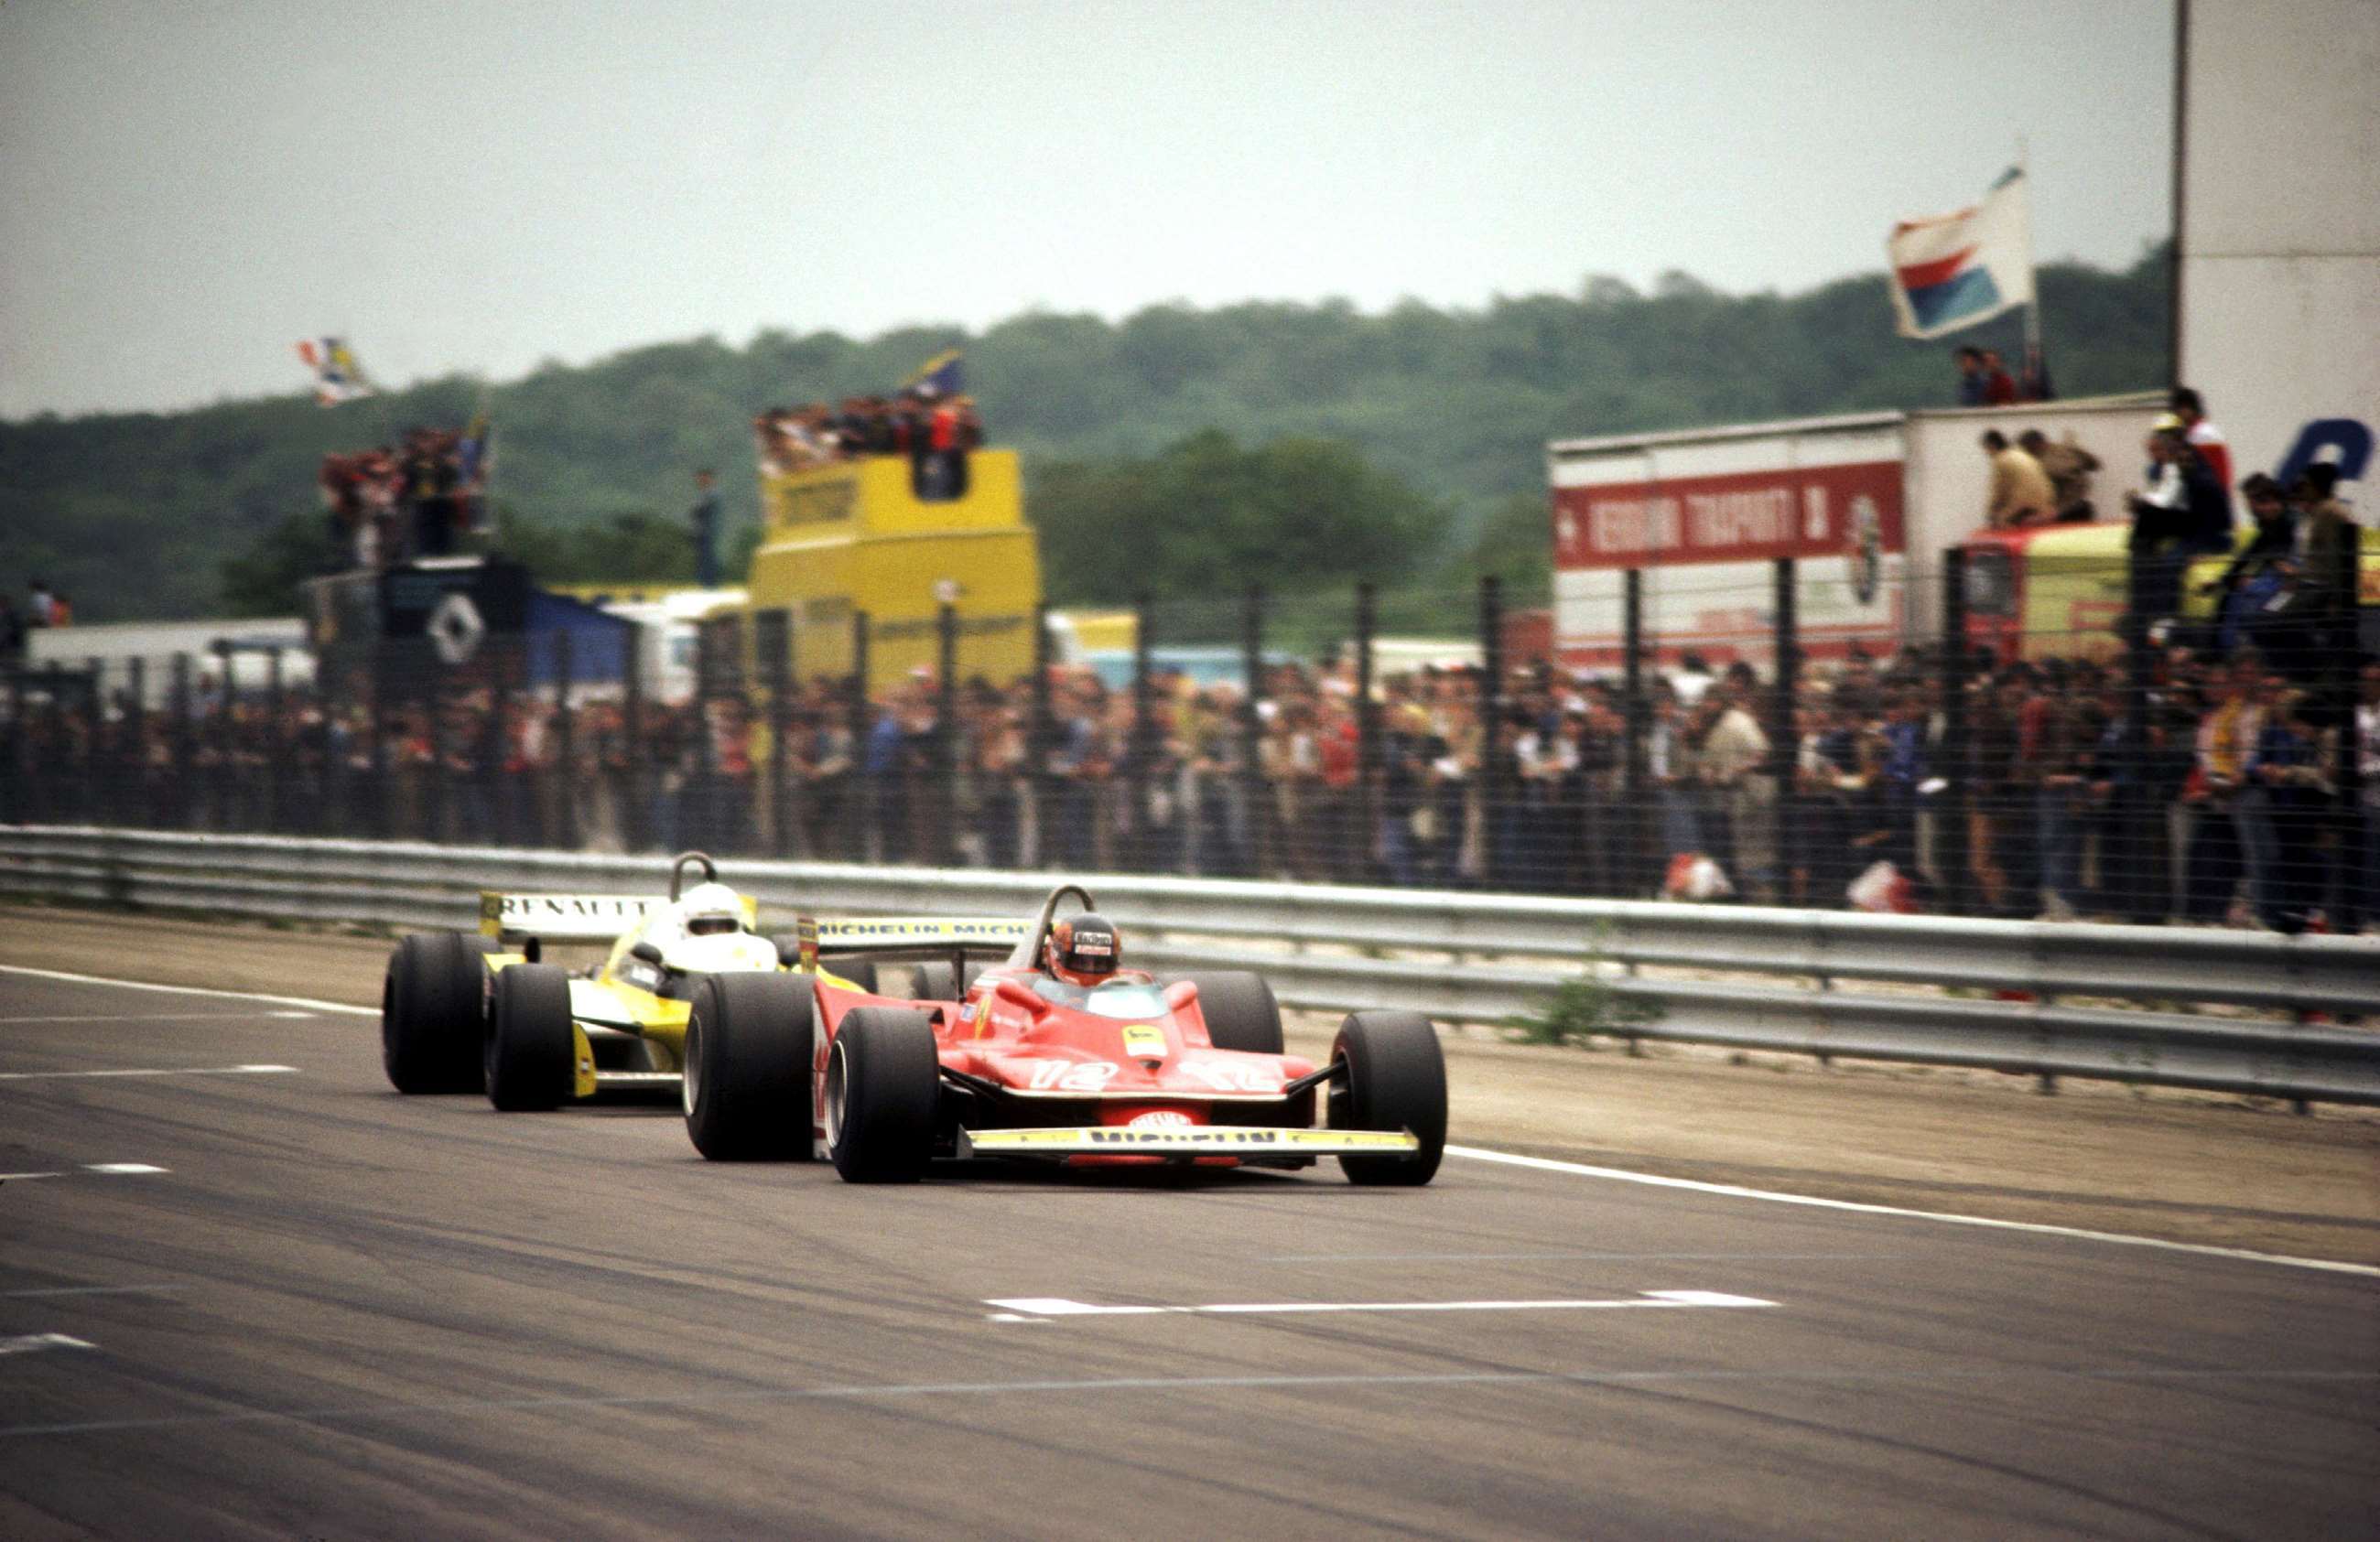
[1045,912,1120,987]
[677,880,746,937]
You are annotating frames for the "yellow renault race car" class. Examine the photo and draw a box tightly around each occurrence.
[380,851,835,1110]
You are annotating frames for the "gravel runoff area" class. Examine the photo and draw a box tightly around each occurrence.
[2,900,2374,1267]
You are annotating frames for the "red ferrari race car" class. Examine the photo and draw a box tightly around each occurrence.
[678,884,1446,1185]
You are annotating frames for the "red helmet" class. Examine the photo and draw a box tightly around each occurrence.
[1044,913,1120,987]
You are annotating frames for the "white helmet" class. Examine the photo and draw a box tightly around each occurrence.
[678,881,746,937]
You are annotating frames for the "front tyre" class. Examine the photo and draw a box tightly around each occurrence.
[825,1008,940,1183]
[684,972,815,1161]
[1329,1010,1447,1186]
[382,931,490,1094]
[484,964,575,1112]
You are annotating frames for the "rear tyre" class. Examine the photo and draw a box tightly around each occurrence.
[839,960,881,994]
[825,1008,940,1183]
[484,964,575,1112]
[382,931,489,1094]
[1329,1010,1446,1186]
[907,961,985,1001]
[684,973,815,1161]
[1181,972,1283,1056]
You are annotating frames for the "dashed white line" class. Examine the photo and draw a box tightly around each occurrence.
[0,965,373,1017]
[0,1065,298,1083]
[984,1289,1776,1322]
[0,1333,96,1357]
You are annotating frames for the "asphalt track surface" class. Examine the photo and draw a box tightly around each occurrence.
[0,966,2374,1539]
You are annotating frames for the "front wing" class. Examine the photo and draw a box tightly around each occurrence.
[957,1126,1420,1164]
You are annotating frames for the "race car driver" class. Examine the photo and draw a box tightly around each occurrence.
[1044,913,1121,986]
[677,881,750,936]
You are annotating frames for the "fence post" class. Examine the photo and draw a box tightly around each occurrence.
[2121,541,2158,923]
[169,653,193,830]
[548,627,575,850]
[850,609,872,862]
[1623,569,1650,897]
[1353,581,1379,884]
[936,600,960,868]
[422,644,448,844]
[620,627,645,853]
[1131,591,1154,872]
[1240,585,1267,878]
[1939,547,1974,915]
[1030,600,1054,868]
[760,609,791,858]
[1477,576,1505,889]
[210,642,234,831]
[1769,558,1797,905]
[265,647,286,835]
[2326,514,2366,933]
[123,657,146,829]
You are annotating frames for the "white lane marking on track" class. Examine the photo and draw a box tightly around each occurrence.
[0,1065,298,1082]
[0,1334,96,1357]
[83,1164,168,1175]
[1269,1251,1890,1263]
[0,1172,62,1182]
[984,1289,1777,1321]
[6,1366,2373,1440]
[0,1013,288,1026]
[0,966,373,1017]
[0,1286,177,1299]
[1444,1147,2380,1280]
[5,968,2373,1279]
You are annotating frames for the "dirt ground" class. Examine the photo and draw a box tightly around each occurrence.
[3,900,2375,1265]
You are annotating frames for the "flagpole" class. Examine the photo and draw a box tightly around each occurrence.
[2018,136,2042,365]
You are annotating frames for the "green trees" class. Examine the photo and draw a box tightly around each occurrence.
[0,248,2170,621]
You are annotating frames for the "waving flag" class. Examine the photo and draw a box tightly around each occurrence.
[296,337,374,406]
[1886,167,2033,340]
[902,347,964,397]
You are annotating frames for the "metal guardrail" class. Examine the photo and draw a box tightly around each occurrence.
[5,824,2378,1107]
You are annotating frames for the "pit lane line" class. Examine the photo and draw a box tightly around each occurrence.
[7,963,2375,1280]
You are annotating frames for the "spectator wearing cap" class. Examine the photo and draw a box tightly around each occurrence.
[2205,474,2296,652]
[1983,430,2057,528]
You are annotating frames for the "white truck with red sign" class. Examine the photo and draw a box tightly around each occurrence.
[1544,393,2163,667]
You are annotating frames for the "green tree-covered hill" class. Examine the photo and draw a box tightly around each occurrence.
[0,248,2168,621]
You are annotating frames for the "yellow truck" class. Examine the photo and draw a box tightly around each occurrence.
[742,450,1043,689]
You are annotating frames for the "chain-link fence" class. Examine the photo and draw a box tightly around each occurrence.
[4,549,2371,933]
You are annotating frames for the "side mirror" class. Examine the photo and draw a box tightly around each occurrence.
[630,941,665,965]
[993,977,1051,1017]
[1162,980,1198,1012]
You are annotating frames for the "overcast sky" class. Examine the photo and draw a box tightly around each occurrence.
[0,0,2175,420]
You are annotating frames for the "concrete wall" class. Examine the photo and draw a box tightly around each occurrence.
[2178,0,2380,486]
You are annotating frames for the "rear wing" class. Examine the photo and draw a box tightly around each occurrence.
[791,915,1031,968]
[479,890,757,944]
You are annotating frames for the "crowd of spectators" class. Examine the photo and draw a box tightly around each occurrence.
[1,579,73,666]
[754,388,983,500]
[5,627,2372,935]
[319,424,491,570]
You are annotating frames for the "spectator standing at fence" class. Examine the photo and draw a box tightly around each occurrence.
[1983,430,2056,529]
[1695,682,1769,894]
[1966,669,2021,913]
[2185,656,2264,922]
[2246,689,2330,933]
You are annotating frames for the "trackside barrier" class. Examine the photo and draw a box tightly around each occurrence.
[4,825,2378,1107]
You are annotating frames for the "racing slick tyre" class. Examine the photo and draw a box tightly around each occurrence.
[825,1008,939,1184]
[684,972,815,1161]
[1180,972,1283,1056]
[907,961,984,1002]
[382,931,491,1094]
[484,963,575,1112]
[1328,1010,1447,1186]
